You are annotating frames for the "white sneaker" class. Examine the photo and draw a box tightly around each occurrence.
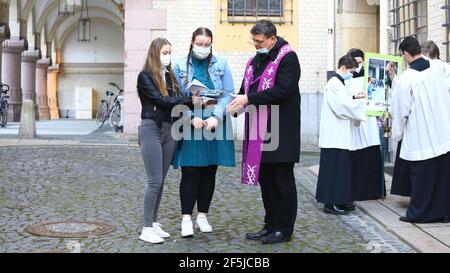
[196,214,213,233]
[181,219,194,238]
[139,227,164,244]
[153,223,171,238]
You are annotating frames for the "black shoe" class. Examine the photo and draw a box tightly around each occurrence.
[323,204,350,215]
[245,228,272,240]
[341,204,356,211]
[399,216,413,223]
[443,217,450,223]
[261,231,292,244]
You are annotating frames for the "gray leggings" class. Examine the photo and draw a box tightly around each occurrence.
[139,119,175,227]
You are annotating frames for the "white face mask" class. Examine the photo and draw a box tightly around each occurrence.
[257,48,270,55]
[192,45,211,60]
[355,63,363,73]
[160,54,171,67]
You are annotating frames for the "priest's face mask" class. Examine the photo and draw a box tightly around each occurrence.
[251,34,277,54]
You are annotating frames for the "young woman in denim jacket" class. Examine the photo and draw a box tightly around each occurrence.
[172,27,236,238]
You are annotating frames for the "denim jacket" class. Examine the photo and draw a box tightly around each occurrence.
[173,55,234,119]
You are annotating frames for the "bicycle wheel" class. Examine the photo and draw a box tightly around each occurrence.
[109,103,122,131]
[96,103,109,128]
[0,101,8,128]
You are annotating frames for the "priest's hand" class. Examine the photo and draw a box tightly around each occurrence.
[227,95,249,115]
[191,117,205,130]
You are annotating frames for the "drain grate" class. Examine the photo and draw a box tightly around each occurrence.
[26,221,115,238]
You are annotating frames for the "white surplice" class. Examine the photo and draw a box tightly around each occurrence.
[391,60,450,161]
[346,77,381,150]
[319,76,367,150]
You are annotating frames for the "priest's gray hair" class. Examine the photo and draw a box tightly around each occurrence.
[251,20,277,38]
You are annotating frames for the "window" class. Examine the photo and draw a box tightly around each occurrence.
[391,0,428,54]
[442,0,450,61]
[220,0,293,24]
[227,0,283,17]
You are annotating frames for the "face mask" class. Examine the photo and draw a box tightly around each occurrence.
[355,63,363,73]
[160,54,171,67]
[257,48,270,55]
[342,71,353,80]
[192,45,211,60]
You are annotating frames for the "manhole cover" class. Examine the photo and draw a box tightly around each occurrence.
[26,221,115,238]
[31,249,70,253]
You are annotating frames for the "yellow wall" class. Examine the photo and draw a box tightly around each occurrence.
[214,0,298,52]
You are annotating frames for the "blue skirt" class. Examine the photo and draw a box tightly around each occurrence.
[172,115,236,168]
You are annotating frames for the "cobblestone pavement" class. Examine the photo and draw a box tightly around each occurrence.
[0,138,415,253]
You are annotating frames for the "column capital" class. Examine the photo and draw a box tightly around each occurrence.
[36,58,51,69]
[2,38,25,54]
[48,64,60,73]
[22,50,41,63]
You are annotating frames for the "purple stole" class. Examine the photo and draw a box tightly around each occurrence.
[242,44,293,186]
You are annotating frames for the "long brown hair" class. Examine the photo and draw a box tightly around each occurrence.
[185,27,214,85]
[143,37,179,97]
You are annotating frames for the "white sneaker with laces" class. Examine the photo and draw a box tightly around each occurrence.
[139,227,164,244]
[196,214,213,233]
[153,223,171,238]
[181,219,194,238]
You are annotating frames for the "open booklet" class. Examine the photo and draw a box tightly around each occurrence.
[186,79,225,104]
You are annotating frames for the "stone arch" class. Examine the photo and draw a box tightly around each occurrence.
[56,17,123,49]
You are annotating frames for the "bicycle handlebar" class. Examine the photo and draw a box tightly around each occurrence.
[109,82,123,93]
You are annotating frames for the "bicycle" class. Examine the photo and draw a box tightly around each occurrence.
[95,90,115,128]
[0,83,10,128]
[108,83,124,133]
[95,83,124,131]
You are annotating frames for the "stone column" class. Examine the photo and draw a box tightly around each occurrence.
[1,39,25,122]
[0,24,10,83]
[124,0,166,140]
[47,65,60,120]
[21,50,40,120]
[36,58,50,120]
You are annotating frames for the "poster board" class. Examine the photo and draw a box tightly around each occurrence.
[364,52,403,116]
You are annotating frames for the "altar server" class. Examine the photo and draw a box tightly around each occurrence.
[389,36,450,223]
[346,49,384,205]
[316,54,367,215]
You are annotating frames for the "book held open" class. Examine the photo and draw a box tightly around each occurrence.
[186,79,225,105]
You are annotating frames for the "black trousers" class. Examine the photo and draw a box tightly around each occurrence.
[259,162,297,235]
[180,165,218,215]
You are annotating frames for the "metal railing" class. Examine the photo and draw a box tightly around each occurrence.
[442,0,450,61]
[220,0,293,25]
[390,0,428,54]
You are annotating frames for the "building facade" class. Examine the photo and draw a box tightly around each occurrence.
[1,1,449,145]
